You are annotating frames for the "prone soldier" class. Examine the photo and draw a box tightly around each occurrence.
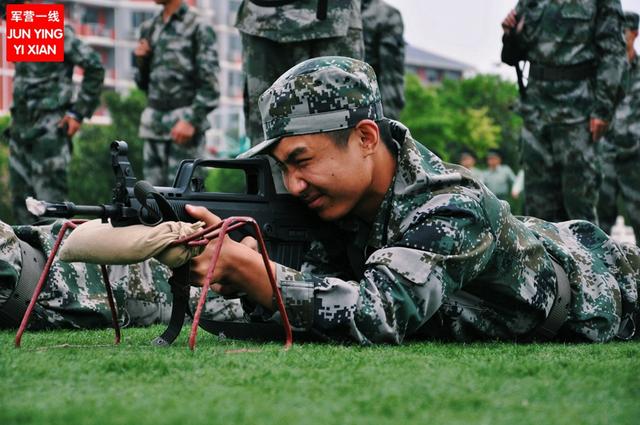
[188,56,639,344]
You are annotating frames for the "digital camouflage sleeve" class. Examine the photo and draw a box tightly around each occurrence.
[63,25,105,120]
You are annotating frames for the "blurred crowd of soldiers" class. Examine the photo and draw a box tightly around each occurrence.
[1,0,639,242]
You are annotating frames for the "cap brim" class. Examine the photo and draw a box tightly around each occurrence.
[236,136,281,159]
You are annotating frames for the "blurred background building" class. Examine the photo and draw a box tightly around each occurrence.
[0,0,471,155]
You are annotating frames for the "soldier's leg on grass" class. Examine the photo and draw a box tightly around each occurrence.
[597,153,619,234]
[521,121,566,221]
[554,122,600,223]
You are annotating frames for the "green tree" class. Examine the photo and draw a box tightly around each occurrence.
[400,73,521,166]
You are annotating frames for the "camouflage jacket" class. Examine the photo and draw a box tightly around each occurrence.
[601,55,640,159]
[272,122,637,344]
[515,0,626,123]
[11,25,104,124]
[135,2,219,138]
[361,0,405,120]
[235,0,362,43]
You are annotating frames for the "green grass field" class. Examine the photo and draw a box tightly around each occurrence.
[1,326,638,425]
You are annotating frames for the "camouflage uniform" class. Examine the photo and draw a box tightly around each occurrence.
[0,220,245,330]
[361,0,405,120]
[235,0,364,144]
[483,164,517,200]
[514,0,627,223]
[597,12,640,237]
[135,2,220,186]
[241,57,639,344]
[8,25,104,224]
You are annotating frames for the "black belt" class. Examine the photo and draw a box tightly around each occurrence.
[529,62,596,82]
[148,98,193,111]
[530,257,572,341]
[0,240,46,328]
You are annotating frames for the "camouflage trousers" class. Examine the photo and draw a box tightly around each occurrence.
[597,150,640,236]
[521,119,600,223]
[0,220,246,330]
[241,28,365,144]
[8,111,70,224]
[143,135,204,187]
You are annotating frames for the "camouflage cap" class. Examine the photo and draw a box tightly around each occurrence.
[624,11,639,30]
[237,56,384,158]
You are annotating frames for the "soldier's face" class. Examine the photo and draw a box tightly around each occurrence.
[271,130,375,221]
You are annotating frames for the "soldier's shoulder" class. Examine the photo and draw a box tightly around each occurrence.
[184,6,214,29]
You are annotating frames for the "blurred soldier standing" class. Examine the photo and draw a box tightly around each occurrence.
[597,12,640,238]
[483,149,517,201]
[6,20,105,224]
[235,0,364,145]
[134,0,220,186]
[502,1,627,223]
[361,0,405,120]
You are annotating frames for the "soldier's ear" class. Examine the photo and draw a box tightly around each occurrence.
[354,120,380,154]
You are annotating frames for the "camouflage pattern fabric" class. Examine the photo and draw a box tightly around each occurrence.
[135,2,219,185]
[235,0,364,144]
[482,164,517,200]
[0,220,246,330]
[513,0,627,222]
[361,0,405,120]
[597,54,640,236]
[271,124,639,344]
[235,0,362,43]
[8,25,104,224]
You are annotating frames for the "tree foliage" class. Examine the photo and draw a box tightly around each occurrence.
[400,73,521,166]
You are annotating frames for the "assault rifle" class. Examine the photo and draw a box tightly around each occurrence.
[27,140,329,347]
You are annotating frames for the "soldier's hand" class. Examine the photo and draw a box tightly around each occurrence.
[58,115,81,137]
[502,9,524,34]
[185,205,241,295]
[589,118,608,142]
[170,120,196,145]
[134,39,151,57]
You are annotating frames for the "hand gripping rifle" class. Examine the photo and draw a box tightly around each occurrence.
[16,141,328,349]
